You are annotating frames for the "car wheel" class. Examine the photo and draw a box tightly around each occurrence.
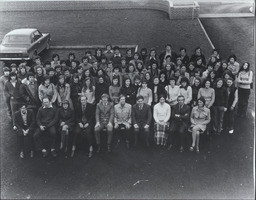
[46,40,50,50]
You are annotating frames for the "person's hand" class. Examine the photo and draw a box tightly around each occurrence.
[107,122,113,128]
[63,124,69,130]
[114,123,119,129]
[134,124,139,129]
[84,123,89,128]
[224,107,227,112]
[144,124,149,129]
[230,106,234,111]
[95,123,100,128]
[60,122,65,126]
[13,126,17,131]
[11,96,14,100]
[40,125,45,131]
[79,123,83,129]
[125,123,131,129]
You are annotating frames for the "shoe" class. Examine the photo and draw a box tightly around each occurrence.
[70,150,75,157]
[42,150,48,158]
[20,151,24,159]
[97,145,101,153]
[196,148,200,153]
[88,151,93,158]
[115,140,120,148]
[167,144,172,151]
[107,145,111,152]
[30,151,34,158]
[51,149,57,157]
[229,129,234,134]
[180,146,184,153]
[189,146,194,151]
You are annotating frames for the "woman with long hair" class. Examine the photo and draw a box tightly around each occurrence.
[109,75,121,104]
[56,75,73,109]
[81,77,96,105]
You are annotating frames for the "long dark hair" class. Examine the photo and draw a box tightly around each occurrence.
[82,77,94,92]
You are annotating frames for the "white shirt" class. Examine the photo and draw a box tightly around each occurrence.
[153,102,171,123]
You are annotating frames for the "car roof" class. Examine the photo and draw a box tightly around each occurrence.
[6,28,38,36]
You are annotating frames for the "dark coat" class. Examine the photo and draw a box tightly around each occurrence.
[59,107,75,127]
[75,102,95,125]
[149,84,166,104]
[170,103,190,128]
[132,103,152,125]
[20,82,40,108]
[14,109,36,130]
[4,80,23,102]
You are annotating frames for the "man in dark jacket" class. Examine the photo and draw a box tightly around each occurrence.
[71,96,94,158]
[132,95,152,147]
[14,103,36,158]
[95,76,109,103]
[33,97,59,157]
[168,95,190,152]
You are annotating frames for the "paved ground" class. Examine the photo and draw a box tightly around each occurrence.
[0,7,255,200]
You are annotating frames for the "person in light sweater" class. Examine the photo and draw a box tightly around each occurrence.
[153,95,171,146]
[165,76,180,107]
[136,79,152,106]
[179,77,192,105]
[237,62,253,118]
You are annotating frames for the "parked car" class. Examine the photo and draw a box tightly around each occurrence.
[0,28,50,61]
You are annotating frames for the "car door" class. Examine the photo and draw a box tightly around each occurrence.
[31,30,45,54]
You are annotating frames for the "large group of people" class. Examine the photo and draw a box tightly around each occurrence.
[0,44,253,159]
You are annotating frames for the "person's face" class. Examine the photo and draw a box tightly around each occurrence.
[170,80,175,86]
[208,66,213,72]
[152,64,157,69]
[113,79,118,85]
[210,72,215,78]
[10,75,16,81]
[145,74,150,80]
[213,51,218,56]
[129,66,134,72]
[35,58,41,64]
[59,77,64,85]
[119,97,126,105]
[137,98,144,105]
[84,70,90,76]
[160,74,165,79]
[102,97,108,104]
[63,103,68,110]
[196,48,201,55]
[205,81,210,88]
[211,57,216,62]
[78,68,83,74]
[61,63,67,67]
[227,80,233,87]
[142,82,147,88]
[177,97,185,106]
[20,105,27,114]
[198,100,204,108]
[20,68,26,73]
[71,62,77,68]
[216,80,223,88]
[37,68,42,74]
[125,79,130,86]
[26,66,31,72]
[222,63,227,69]
[137,63,142,69]
[197,59,202,65]
[64,71,70,76]
[93,62,98,68]
[189,64,194,70]
[83,59,88,64]
[49,71,54,77]
[106,45,111,51]
[98,70,103,76]
[195,72,200,78]
[28,76,35,83]
[229,58,235,63]
[181,81,187,87]
[74,77,79,83]
[177,59,182,65]
[99,77,104,83]
[121,60,126,65]
[101,58,106,64]
[180,66,186,72]
[194,79,200,86]
[81,96,87,104]
[85,79,90,85]
[166,45,171,52]
[180,49,186,56]
[134,79,140,84]
[127,50,132,56]
[153,78,159,85]
[114,68,119,74]
[224,74,230,79]
[159,97,165,103]
[243,63,249,70]
[166,64,171,71]
[150,50,156,57]
[96,49,101,54]
[45,64,51,69]
[4,71,9,76]
[69,55,74,60]
[54,56,59,61]
[114,49,120,55]
[174,71,180,77]
[56,68,61,73]
[43,98,50,107]
[108,63,113,68]
[134,54,139,59]
[45,79,50,85]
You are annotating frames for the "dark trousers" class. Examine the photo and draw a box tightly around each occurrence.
[237,88,250,116]
[33,126,57,151]
[73,125,93,146]
[10,99,22,125]
[94,124,113,145]
[5,96,11,115]
[114,124,131,142]
[169,122,187,148]
[212,106,225,133]
[134,123,150,146]
[223,108,235,130]
[17,129,34,151]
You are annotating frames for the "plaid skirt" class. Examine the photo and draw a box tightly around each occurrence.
[154,122,169,146]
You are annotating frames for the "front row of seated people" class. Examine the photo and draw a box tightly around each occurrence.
[13,93,210,159]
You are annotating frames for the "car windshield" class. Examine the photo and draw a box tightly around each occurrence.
[2,35,30,45]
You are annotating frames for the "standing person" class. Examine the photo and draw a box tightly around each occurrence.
[58,100,75,154]
[103,43,114,61]
[212,78,228,135]
[178,47,189,65]
[132,95,152,147]
[38,75,58,105]
[94,48,103,62]
[151,76,166,107]
[72,96,94,158]
[35,66,45,86]
[120,77,137,105]
[153,95,171,146]
[136,79,152,106]
[198,79,215,109]
[144,48,160,69]
[190,97,211,153]
[13,103,36,158]
[94,93,114,152]
[223,78,238,134]
[51,53,61,69]
[227,54,240,76]
[4,72,24,126]
[81,77,96,105]
[114,95,132,148]
[237,62,253,118]
[70,74,82,109]
[20,72,40,112]
[95,76,109,103]
[109,76,121,105]
[33,97,59,157]
[111,46,122,67]
[56,75,73,109]
[179,77,192,105]
[165,77,180,107]
[159,44,177,68]
[168,95,190,152]
[191,78,201,108]
[190,47,206,66]
[0,67,11,119]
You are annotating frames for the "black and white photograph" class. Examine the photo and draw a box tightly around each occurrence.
[0,0,255,199]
